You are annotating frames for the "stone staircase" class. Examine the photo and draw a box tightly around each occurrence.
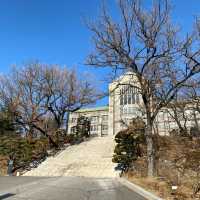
[24,136,118,177]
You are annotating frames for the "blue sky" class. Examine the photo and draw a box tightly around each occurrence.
[0,0,199,106]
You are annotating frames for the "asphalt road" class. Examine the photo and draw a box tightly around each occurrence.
[0,177,147,200]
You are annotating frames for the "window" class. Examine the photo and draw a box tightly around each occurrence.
[90,125,98,131]
[128,94,132,104]
[91,116,98,122]
[102,125,108,130]
[119,85,141,106]
[120,95,123,105]
[124,95,127,105]
[90,125,93,131]
[128,107,133,114]
[132,94,135,104]
[136,94,140,103]
[102,115,108,121]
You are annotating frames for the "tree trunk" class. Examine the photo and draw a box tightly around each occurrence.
[146,121,156,177]
[65,112,70,134]
[32,124,59,148]
[48,135,59,149]
[194,112,199,130]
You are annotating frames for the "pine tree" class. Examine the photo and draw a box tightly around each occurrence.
[112,117,145,174]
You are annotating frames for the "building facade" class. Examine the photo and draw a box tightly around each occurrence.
[68,106,109,136]
[68,72,200,136]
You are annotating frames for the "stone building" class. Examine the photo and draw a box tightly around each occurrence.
[68,72,200,136]
[68,106,109,136]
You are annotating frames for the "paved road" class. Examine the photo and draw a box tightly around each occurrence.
[0,177,147,200]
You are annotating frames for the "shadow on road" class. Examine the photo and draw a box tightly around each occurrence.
[0,193,15,200]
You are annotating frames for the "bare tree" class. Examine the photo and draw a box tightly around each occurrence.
[86,0,200,176]
[167,96,189,135]
[0,62,98,147]
[42,66,98,130]
[0,64,58,146]
[184,80,200,130]
[0,64,45,135]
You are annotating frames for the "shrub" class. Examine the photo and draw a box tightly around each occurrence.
[190,126,200,137]
[0,136,48,174]
[51,129,68,147]
[112,117,145,174]
[76,116,90,138]
[63,134,83,145]
[169,128,190,137]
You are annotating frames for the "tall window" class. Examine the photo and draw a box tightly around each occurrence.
[132,94,135,104]
[119,85,140,105]
[136,94,140,104]
[124,94,127,105]
[120,95,123,105]
[128,94,132,104]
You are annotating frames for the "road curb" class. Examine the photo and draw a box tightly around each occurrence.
[117,177,163,200]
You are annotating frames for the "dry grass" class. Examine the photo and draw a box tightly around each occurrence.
[125,136,200,200]
[0,155,8,175]
[126,173,171,199]
[126,172,196,200]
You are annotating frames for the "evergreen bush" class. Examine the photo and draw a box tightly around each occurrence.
[76,116,90,137]
[0,136,48,173]
[112,117,146,174]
